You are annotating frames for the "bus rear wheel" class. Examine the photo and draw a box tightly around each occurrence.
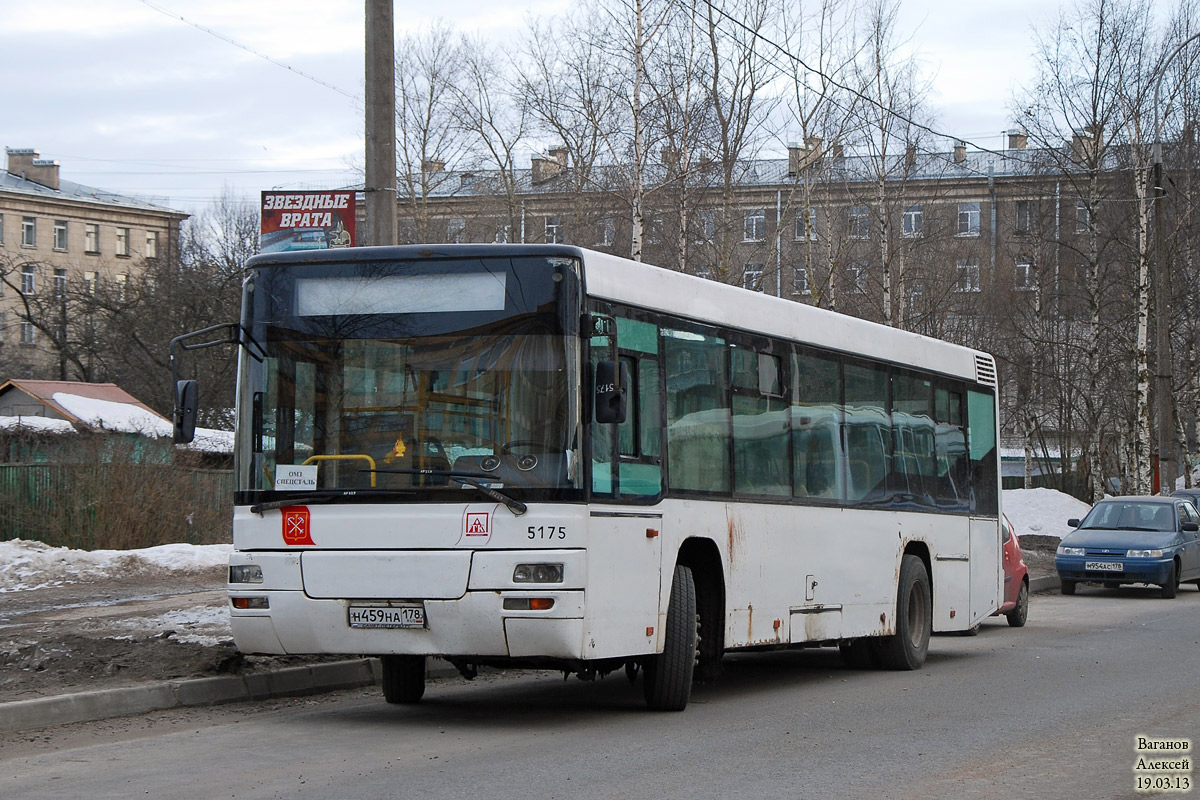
[381,654,426,704]
[643,564,697,711]
[878,555,931,671]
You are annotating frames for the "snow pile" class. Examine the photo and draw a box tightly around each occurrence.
[0,539,231,593]
[1004,487,1091,541]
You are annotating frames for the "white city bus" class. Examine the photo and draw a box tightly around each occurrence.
[174,243,1001,711]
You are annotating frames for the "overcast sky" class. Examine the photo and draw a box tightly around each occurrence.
[0,0,1058,218]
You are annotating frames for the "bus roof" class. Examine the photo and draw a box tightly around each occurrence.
[243,243,995,388]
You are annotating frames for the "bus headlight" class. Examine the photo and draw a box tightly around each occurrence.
[513,563,564,583]
[229,564,264,584]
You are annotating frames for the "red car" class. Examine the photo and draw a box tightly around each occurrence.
[995,514,1029,626]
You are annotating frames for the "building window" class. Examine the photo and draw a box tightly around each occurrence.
[849,205,869,239]
[955,258,981,292]
[744,263,765,291]
[1076,201,1091,233]
[902,205,923,237]
[20,265,35,296]
[743,209,766,242]
[116,227,130,256]
[446,218,466,243]
[0,213,5,244]
[22,217,36,247]
[493,224,510,244]
[21,322,35,346]
[54,268,68,299]
[647,214,664,245]
[1016,200,1032,234]
[1015,262,1034,291]
[957,202,980,236]
[146,230,159,258]
[545,215,563,244]
[115,273,129,301]
[909,283,925,315]
[849,260,868,293]
[695,265,713,280]
[597,217,615,247]
[84,271,97,295]
[699,209,716,241]
[794,208,817,241]
[54,220,68,251]
[792,265,811,296]
[85,223,99,254]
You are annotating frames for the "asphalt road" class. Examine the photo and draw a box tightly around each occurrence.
[1,585,1196,800]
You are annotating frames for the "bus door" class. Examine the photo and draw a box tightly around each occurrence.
[586,312,666,658]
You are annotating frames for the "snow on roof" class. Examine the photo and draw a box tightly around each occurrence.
[0,415,76,433]
[51,392,172,437]
[187,427,234,454]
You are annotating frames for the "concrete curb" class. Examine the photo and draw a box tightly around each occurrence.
[0,658,383,734]
[0,657,466,734]
[1030,574,1059,593]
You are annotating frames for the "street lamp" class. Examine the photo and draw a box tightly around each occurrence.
[1151,32,1200,494]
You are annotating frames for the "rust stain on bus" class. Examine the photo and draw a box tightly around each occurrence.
[727,513,743,564]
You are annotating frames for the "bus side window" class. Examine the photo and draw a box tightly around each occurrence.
[665,327,730,494]
[967,390,999,515]
[791,351,841,502]
[843,362,892,504]
[732,348,789,497]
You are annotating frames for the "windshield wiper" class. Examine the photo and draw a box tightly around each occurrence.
[364,468,528,516]
[249,488,415,515]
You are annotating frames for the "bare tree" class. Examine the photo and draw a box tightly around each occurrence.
[395,22,473,242]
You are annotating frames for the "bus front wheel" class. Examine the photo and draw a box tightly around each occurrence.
[643,564,697,711]
[381,654,426,704]
[878,555,931,671]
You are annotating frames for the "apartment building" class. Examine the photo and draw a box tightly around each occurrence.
[0,147,188,379]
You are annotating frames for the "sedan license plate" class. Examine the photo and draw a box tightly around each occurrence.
[348,604,425,629]
[1085,561,1122,572]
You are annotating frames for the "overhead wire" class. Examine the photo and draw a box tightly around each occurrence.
[136,0,361,102]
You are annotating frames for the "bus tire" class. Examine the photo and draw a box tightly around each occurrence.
[878,554,931,671]
[381,655,426,704]
[644,564,697,711]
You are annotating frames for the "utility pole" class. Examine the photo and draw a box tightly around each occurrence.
[1150,32,1200,493]
[363,0,396,246]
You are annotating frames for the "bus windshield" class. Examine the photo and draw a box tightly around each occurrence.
[234,254,583,505]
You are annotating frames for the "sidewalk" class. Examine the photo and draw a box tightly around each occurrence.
[1,574,1061,734]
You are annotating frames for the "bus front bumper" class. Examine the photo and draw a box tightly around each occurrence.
[229,588,587,660]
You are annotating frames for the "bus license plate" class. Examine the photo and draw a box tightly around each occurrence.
[348,605,426,629]
[1085,561,1122,572]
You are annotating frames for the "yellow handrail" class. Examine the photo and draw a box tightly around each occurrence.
[301,454,378,488]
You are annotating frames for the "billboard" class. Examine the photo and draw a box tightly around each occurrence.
[260,190,356,253]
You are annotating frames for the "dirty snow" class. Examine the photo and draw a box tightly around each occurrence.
[0,540,231,593]
[1003,488,1092,540]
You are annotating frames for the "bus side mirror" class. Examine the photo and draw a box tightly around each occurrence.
[594,360,628,425]
[174,379,198,444]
